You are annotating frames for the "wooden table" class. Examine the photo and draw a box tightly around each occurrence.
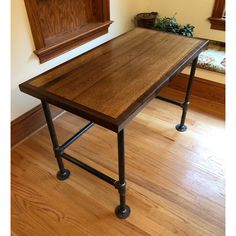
[19,28,208,219]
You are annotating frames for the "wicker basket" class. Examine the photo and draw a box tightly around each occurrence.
[135,12,158,29]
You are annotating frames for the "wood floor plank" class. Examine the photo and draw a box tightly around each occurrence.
[11,89,225,236]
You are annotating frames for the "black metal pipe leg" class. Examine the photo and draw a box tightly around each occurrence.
[115,130,130,219]
[176,56,198,132]
[41,101,70,180]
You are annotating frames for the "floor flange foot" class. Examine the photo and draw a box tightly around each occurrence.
[176,124,187,132]
[57,169,70,181]
[115,205,131,219]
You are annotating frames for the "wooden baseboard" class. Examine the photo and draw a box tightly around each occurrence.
[11,104,63,148]
[168,73,225,104]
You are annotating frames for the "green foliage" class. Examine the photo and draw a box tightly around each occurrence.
[154,16,195,37]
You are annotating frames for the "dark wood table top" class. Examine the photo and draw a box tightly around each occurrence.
[20,28,208,132]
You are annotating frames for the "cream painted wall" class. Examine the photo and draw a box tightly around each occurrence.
[11,0,147,120]
[143,0,225,42]
[11,0,225,120]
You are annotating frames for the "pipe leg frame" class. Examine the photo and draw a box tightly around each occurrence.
[115,129,131,219]
[41,101,130,219]
[176,57,198,132]
[41,101,70,180]
[156,57,199,132]
[40,57,198,218]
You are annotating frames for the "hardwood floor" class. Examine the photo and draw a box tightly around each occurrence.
[11,88,225,236]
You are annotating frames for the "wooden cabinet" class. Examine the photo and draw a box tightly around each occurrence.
[24,0,112,63]
[209,0,225,31]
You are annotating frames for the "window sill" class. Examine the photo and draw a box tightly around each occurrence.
[209,17,225,31]
[35,21,113,63]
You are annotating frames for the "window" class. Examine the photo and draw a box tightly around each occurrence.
[209,0,225,31]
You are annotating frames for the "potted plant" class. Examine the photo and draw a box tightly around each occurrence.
[154,16,195,37]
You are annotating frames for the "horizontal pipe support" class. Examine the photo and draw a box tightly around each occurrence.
[61,122,95,150]
[156,95,184,108]
[62,152,117,186]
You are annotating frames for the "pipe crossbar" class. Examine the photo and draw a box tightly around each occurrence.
[62,152,117,186]
[156,95,184,107]
[61,122,95,149]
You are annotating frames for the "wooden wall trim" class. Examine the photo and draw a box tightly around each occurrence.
[11,104,63,148]
[209,17,225,31]
[211,0,225,17]
[208,0,225,31]
[24,0,112,63]
[168,73,225,104]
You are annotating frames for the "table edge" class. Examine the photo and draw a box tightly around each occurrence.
[19,34,209,133]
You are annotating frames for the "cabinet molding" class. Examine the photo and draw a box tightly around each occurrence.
[24,0,112,63]
[209,0,225,31]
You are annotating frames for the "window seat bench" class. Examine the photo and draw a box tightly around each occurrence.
[183,40,225,84]
[168,41,225,104]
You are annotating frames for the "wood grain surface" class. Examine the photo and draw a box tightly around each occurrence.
[12,73,224,147]
[20,28,208,132]
[37,0,97,38]
[209,0,225,31]
[24,0,112,62]
[11,88,225,236]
